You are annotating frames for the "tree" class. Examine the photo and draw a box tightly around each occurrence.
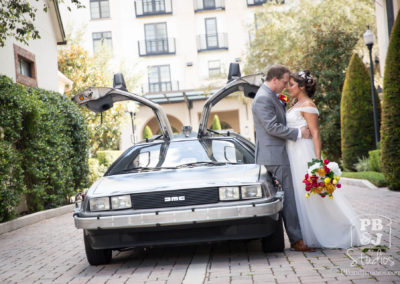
[0,0,83,47]
[245,0,375,161]
[381,11,400,190]
[211,115,222,130]
[143,126,153,139]
[58,44,126,154]
[341,54,380,171]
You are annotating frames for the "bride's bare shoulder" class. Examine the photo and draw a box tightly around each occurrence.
[302,100,316,108]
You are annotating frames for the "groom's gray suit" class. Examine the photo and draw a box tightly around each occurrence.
[252,83,302,244]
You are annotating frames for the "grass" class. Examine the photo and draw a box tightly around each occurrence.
[342,171,387,187]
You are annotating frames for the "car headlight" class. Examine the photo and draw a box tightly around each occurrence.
[111,195,132,210]
[241,185,262,199]
[219,186,240,201]
[89,197,110,211]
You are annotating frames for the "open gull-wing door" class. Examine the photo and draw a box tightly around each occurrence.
[73,75,173,140]
[198,64,264,137]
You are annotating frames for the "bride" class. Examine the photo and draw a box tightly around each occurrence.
[286,70,362,248]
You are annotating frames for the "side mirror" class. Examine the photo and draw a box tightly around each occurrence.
[227,63,241,83]
[113,73,128,91]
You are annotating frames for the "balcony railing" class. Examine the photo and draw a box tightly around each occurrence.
[138,38,176,56]
[142,80,180,94]
[135,0,172,17]
[193,0,225,12]
[247,0,284,6]
[197,33,228,52]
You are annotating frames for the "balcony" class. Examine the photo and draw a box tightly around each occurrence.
[197,33,228,52]
[193,0,225,12]
[246,0,284,6]
[138,38,176,56]
[135,0,172,17]
[142,81,180,94]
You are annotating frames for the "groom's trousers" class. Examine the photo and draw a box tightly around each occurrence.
[265,165,303,244]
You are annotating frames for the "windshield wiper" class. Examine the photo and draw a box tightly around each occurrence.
[117,166,177,174]
[177,161,238,168]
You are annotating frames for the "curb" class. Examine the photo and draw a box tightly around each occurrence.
[340,177,378,190]
[0,204,74,235]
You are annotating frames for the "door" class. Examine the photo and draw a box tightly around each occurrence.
[205,18,218,49]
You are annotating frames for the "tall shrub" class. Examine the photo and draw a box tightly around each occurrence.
[341,54,381,170]
[211,115,222,131]
[0,75,89,219]
[381,11,400,190]
[0,76,30,221]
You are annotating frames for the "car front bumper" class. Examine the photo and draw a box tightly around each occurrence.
[74,198,283,230]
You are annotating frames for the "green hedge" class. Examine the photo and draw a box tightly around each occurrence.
[368,149,381,172]
[0,75,89,221]
[341,54,380,171]
[381,11,400,191]
[342,171,387,187]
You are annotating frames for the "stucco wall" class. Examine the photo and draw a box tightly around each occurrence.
[0,0,61,92]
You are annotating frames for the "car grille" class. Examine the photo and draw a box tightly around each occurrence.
[131,187,219,210]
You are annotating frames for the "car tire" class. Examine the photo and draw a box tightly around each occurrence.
[261,214,284,253]
[84,232,112,265]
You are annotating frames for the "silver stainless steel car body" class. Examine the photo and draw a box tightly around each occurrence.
[72,66,285,265]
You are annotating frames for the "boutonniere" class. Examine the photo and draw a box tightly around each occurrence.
[279,94,289,103]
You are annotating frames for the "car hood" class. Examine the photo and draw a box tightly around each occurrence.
[89,164,261,197]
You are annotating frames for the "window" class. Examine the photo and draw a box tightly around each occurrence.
[145,23,168,54]
[208,60,221,77]
[108,139,254,175]
[143,0,166,14]
[13,44,37,87]
[92,31,112,52]
[18,58,33,77]
[148,65,171,92]
[205,18,218,48]
[203,0,216,9]
[90,0,110,19]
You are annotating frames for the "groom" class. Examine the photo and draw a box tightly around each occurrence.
[252,64,313,251]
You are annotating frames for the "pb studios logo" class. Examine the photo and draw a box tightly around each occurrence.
[347,214,394,268]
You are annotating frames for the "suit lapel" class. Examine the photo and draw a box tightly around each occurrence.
[261,84,286,123]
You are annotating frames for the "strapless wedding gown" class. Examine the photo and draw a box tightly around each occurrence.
[286,106,362,248]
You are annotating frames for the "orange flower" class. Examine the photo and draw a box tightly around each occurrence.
[316,168,326,177]
[325,184,335,194]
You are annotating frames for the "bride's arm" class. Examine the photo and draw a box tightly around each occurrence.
[302,111,322,159]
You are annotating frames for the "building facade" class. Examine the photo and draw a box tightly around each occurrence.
[374,0,400,75]
[0,0,69,92]
[60,0,276,149]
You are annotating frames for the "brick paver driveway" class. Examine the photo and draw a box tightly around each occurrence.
[1,184,399,284]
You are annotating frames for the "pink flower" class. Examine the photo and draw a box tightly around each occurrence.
[306,186,311,191]
[337,184,341,188]
[324,166,330,173]
[324,159,329,165]
[305,173,309,179]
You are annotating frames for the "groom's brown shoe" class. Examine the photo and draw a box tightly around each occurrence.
[291,240,315,252]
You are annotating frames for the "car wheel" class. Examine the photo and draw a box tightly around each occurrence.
[84,232,112,265]
[261,214,284,253]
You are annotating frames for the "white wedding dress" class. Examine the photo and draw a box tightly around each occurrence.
[286,106,362,248]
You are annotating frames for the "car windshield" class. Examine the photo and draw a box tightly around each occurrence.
[108,139,254,175]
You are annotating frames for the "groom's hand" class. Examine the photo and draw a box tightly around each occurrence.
[301,126,312,139]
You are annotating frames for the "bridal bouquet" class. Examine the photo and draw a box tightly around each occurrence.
[303,159,342,199]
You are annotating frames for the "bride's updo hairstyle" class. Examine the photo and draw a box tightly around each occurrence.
[291,70,317,98]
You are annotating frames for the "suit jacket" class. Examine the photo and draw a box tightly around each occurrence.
[252,83,298,166]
